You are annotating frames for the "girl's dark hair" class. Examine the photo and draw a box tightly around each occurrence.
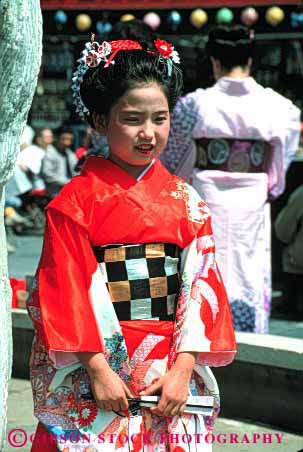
[80,45,183,123]
[108,19,156,49]
[205,25,254,70]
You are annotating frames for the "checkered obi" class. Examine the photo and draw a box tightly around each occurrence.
[195,137,272,173]
[92,243,181,321]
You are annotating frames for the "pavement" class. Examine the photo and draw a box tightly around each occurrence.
[4,234,303,451]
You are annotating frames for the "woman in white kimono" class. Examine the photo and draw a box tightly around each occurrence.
[162,25,301,333]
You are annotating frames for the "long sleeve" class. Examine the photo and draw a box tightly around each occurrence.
[268,96,301,199]
[161,93,201,177]
[176,215,236,367]
[29,207,104,354]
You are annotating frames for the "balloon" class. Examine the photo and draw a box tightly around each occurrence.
[216,8,234,25]
[290,12,303,28]
[96,21,112,34]
[167,10,182,30]
[75,14,92,31]
[120,14,135,23]
[54,10,67,25]
[143,12,161,30]
[241,7,259,27]
[190,9,208,29]
[265,6,284,26]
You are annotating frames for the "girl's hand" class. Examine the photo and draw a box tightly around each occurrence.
[76,352,132,412]
[89,365,132,412]
[139,352,196,417]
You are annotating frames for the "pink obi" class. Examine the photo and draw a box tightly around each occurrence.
[195,137,272,173]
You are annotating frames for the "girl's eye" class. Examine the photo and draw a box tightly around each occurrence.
[155,117,167,124]
[125,117,140,123]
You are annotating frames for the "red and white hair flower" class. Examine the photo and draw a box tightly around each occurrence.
[154,38,180,64]
[97,41,112,58]
[85,50,101,68]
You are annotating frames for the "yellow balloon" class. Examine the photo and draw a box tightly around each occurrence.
[190,9,208,29]
[120,14,135,23]
[75,14,92,31]
[265,6,285,26]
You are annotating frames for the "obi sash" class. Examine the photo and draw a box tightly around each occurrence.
[195,137,272,173]
[92,243,181,321]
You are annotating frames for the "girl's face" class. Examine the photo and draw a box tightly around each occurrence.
[97,82,170,176]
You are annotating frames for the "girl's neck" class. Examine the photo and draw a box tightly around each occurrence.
[108,155,153,179]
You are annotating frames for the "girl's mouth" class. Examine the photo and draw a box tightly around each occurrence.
[135,144,154,154]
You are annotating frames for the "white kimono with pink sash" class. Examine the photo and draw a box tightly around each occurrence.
[163,77,300,333]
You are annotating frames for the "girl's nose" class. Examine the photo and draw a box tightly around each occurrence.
[138,124,154,140]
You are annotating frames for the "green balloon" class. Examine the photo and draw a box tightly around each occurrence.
[216,8,234,24]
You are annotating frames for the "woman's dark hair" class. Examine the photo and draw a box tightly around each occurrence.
[80,45,183,123]
[206,25,254,70]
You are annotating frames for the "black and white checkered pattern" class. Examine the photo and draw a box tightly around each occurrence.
[92,243,181,321]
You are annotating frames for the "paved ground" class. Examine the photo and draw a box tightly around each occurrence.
[4,379,303,452]
[8,235,42,280]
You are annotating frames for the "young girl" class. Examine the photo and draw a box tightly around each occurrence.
[28,37,236,452]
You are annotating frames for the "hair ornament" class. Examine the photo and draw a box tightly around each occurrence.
[154,38,180,64]
[72,39,143,118]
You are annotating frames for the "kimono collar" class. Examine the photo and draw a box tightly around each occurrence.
[214,76,258,96]
[81,156,160,188]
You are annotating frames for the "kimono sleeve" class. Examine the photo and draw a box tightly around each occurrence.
[161,92,201,178]
[268,96,300,199]
[30,206,104,355]
[177,215,236,367]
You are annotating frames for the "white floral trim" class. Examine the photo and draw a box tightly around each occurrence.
[170,181,210,225]
[71,41,113,119]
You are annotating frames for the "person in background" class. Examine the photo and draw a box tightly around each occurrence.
[4,125,35,251]
[5,124,34,211]
[274,184,303,318]
[17,128,53,190]
[41,126,78,197]
[20,124,35,151]
[162,25,301,333]
[75,127,93,161]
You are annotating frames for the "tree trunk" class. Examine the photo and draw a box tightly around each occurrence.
[0,1,42,448]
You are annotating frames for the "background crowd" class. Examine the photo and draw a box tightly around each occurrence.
[4,124,96,251]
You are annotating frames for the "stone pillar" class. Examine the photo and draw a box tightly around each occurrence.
[0,1,42,448]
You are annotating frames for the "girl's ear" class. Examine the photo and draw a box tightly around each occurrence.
[92,112,107,135]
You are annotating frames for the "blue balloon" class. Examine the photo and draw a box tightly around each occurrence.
[54,10,67,25]
[167,10,182,29]
[96,21,112,35]
[290,12,303,28]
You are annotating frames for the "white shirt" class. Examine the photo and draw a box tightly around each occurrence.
[17,144,46,174]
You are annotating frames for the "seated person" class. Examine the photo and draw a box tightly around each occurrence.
[41,127,78,197]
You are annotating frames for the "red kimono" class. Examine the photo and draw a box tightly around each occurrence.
[28,157,236,452]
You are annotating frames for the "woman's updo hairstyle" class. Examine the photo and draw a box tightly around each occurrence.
[80,43,183,125]
[206,25,254,70]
